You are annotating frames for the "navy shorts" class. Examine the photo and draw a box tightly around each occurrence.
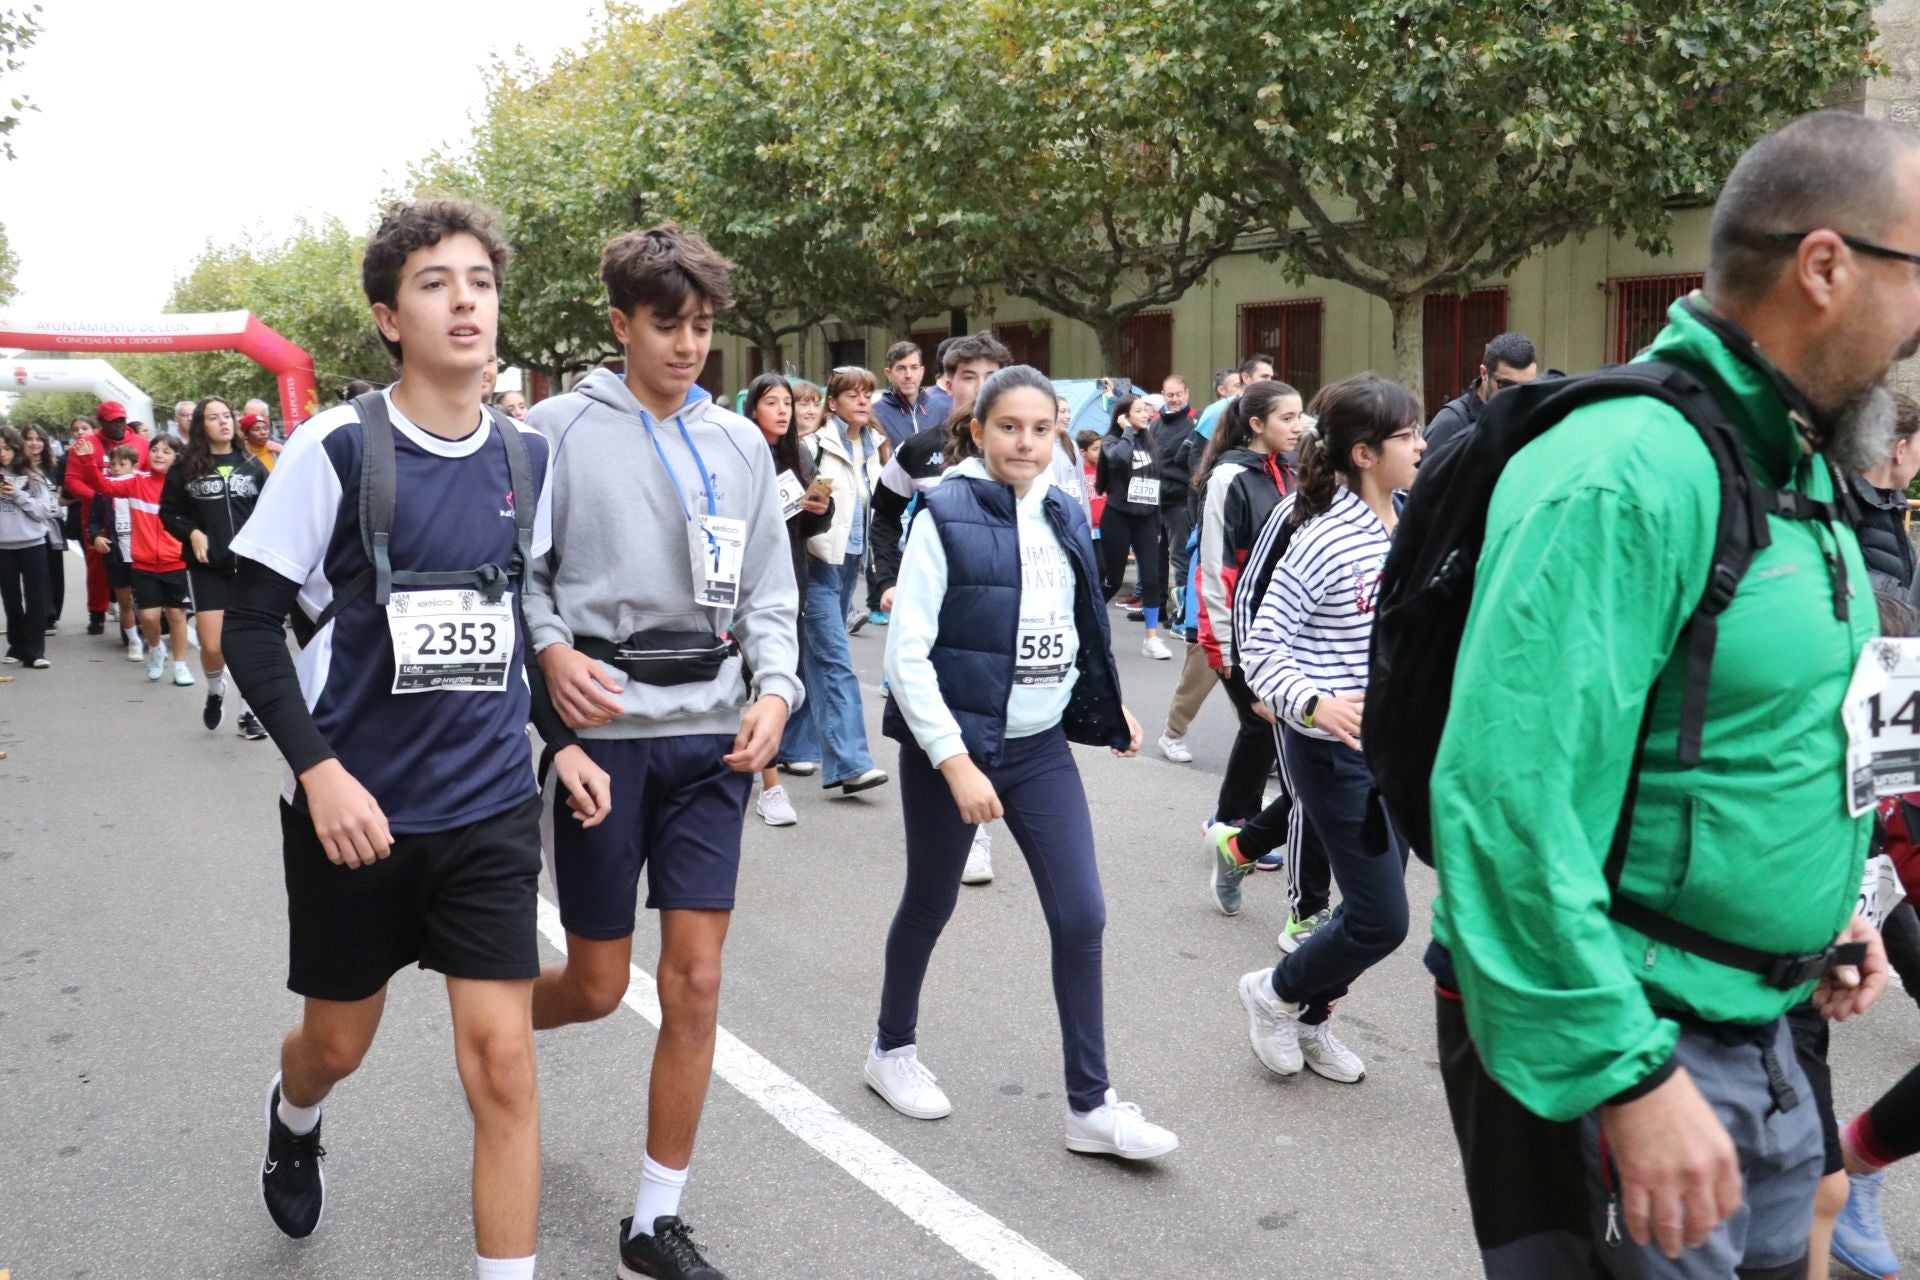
[545,735,751,938]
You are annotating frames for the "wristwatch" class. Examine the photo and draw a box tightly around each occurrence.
[1302,694,1321,728]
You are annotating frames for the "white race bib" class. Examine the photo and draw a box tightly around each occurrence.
[692,513,747,609]
[1016,607,1074,687]
[1127,475,1161,506]
[1843,637,1920,815]
[1859,851,1906,930]
[774,469,807,520]
[387,589,515,694]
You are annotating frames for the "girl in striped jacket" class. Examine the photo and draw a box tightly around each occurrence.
[1233,372,1426,1086]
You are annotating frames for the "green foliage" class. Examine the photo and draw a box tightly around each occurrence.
[5,389,99,432]
[1176,0,1882,394]
[0,219,16,306]
[768,0,1246,368]
[412,26,636,384]
[114,218,392,411]
[0,4,41,161]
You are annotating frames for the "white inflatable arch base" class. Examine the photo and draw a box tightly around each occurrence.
[4,358,155,429]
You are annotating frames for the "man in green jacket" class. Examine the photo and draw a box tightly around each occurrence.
[1430,109,1914,1278]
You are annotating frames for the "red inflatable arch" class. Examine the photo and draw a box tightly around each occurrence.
[0,310,320,426]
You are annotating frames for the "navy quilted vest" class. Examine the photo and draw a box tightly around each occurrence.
[882,474,1129,765]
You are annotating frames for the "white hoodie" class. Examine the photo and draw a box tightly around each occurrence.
[884,458,1079,765]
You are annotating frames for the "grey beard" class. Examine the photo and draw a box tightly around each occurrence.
[1820,383,1898,474]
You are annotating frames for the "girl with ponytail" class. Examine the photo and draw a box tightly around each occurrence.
[1230,372,1426,1085]
[869,365,1177,1161]
[1188,380,1309,916]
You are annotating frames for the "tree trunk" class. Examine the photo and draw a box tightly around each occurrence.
[757,336,782,374]
[1389,291,1424,409]
[1093,316,1125,380]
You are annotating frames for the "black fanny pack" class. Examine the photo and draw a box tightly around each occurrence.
[576,631,738,687]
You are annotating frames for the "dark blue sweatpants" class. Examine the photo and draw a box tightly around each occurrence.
[877,726,1111,1112]
[1269,728,1409,1023]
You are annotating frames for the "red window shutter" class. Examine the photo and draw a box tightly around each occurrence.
[1610,274,1704,363]
[1240,300,1325,400]
[1422,289,1509,419]
[1119,311,1173,390]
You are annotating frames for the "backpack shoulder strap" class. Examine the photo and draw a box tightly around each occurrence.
[301,392,395,638]
[355,390,399,607]
[487,407,535,592]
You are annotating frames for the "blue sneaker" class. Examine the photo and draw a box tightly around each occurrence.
[1255,850,1285,872]
[869,610,891,626]
[1832,1169,1899,1280]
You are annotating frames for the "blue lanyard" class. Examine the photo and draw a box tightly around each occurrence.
[642,409,716,522]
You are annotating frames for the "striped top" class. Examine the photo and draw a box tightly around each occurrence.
[1242,486,1391,740]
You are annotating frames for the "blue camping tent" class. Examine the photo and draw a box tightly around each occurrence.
[1051,378,1147,439]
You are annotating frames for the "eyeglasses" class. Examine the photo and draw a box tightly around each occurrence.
[1386,427,1425,443]
[1760,229,1920,270]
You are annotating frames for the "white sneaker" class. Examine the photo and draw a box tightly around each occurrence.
[1142,635,1172,661]
[962,826,993,884]
[757,784,798,826]
[145,648,165,681]
[1064,1088,1179,1161]
[186,625,200,650]
[1237,969,1303,1076]
[863,1043,952,1119]
[0,655,16,665]
[839,767,890,795]
[1157,733,1193,763]
[172,661,196,687]
[1299,1019,1367,1083]
[125,634,146,662]
[781,760,820,776]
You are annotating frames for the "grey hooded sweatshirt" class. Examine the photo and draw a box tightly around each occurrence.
[524,368,802,738]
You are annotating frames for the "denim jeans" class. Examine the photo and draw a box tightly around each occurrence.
[780,556,875,786]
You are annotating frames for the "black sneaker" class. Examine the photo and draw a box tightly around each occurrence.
[203,689,225,731]
[87,613,105,636]
[619,1215,727,1279]
[261,1077,326,1239]
[237,711,269,741]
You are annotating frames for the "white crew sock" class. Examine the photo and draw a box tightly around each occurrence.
[205,666,226,696]
[121,626,135,645]
[475,1254,535,1280]
[630,1155,689,1239]
[276,1089,322,1137]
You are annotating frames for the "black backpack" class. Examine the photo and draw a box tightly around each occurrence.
[290,391,534,647]
[1366,359,1863,989]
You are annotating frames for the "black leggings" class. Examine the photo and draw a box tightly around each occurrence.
[0,543,49,663]
[1099,506,1162,604]
[1857,1062,1920,1166]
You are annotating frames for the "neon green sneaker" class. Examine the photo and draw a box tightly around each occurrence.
[1278,907,1333,954]
[1207,823,1255,916]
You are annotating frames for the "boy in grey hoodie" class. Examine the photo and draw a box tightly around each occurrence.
[523,224,798,1280]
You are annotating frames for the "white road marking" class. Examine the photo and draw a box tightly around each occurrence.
[533,897,1085,1280]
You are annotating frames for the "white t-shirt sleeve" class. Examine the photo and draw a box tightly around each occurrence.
[229,420,345,586]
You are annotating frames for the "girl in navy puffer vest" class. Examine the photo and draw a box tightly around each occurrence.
[868,367,1180,1163]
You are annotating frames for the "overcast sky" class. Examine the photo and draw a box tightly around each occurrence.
[0,0,625,320]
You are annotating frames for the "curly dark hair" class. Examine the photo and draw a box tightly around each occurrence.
[362,199,512,360]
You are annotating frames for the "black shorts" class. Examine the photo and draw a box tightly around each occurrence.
[187,564,231,612]
[132,568,190,610]
[105,559,133,591]
[545,735,751,938]
[282,794,543,1001]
